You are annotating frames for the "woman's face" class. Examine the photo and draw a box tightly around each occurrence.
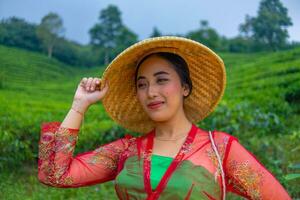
[136,55,189,122]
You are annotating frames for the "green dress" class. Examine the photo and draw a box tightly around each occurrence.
[150,154,173,190]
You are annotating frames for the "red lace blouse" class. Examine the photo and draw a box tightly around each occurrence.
[38,121,291,200]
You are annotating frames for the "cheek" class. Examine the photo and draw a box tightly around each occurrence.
[136,90,146,104]
[136,91,142,102]
[163,83,182,98]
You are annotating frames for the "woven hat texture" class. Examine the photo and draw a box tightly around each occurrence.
[101,36,226,133]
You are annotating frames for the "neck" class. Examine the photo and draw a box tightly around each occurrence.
[153,107,192,140]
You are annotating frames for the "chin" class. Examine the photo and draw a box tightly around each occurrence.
[147,112,172,122]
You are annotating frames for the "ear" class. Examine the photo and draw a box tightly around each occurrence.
[182,84,190,97]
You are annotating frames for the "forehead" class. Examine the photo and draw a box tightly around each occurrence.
[137,55,175,76]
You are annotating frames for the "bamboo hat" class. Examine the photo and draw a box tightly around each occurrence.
[101,36,226,134]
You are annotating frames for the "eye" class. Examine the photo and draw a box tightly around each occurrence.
[157,78,168,83]
[137,83,146,89]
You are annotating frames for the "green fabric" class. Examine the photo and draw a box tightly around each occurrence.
[115,155,221,199]
[150,154,173,190]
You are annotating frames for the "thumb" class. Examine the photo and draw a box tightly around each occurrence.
[98,80,109,98]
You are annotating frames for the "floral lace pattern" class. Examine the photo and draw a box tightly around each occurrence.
[124,136,138,156]
[180,140,193,155]
[54,127,78,153]
[38,123,78,186]
[227,160,264,200]
[87,142,124,170]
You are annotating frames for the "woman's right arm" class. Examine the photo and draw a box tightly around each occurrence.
[38,77,127,188]
[60,77,109,130]
[38,120,127,188]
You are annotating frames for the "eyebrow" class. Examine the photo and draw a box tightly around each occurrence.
[137,71,170,81]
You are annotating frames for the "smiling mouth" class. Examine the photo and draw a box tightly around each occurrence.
[147,102,164,109]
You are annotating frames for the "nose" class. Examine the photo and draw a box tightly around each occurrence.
[147,84,158,98]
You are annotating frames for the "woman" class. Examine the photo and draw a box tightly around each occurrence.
[38,36,291,199]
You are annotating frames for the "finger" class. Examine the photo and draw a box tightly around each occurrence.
[91,78,100,91]
[94,78,101,90]
[86,77,93,91]
[80,77,87,86]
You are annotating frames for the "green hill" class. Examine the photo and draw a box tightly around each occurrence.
[0,45,102,97]
[222,48,300,135]
[0,45,119,199]
[0,45,115,167]
[1,45,299,198]
[223,49,300,103]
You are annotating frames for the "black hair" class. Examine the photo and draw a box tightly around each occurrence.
[134,52,193,98]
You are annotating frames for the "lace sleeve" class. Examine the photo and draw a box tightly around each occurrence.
[225,139,291,200]
[38,121,128,188]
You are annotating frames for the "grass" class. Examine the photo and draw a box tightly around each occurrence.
[0,166,118,200]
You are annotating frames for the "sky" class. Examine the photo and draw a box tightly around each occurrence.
[0,0,299,45]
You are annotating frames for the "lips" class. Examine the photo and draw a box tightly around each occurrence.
[147,101,164,109]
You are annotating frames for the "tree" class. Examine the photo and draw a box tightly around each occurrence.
[226,36,255,52]
[37,12,65,58]
[89,5,137,65]
[0,17,40,51]
[239,15,253,38]
[115,26,138,53]
[186,20,221,50]
[239,0,293,51]
[150,27,162,37]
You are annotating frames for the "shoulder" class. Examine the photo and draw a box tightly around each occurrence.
[195,125,239,143]
[212,130,239,144]
[120,133,137,144]
[118,133,140,151]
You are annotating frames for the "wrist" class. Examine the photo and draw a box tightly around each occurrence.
[72,99,89,114]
